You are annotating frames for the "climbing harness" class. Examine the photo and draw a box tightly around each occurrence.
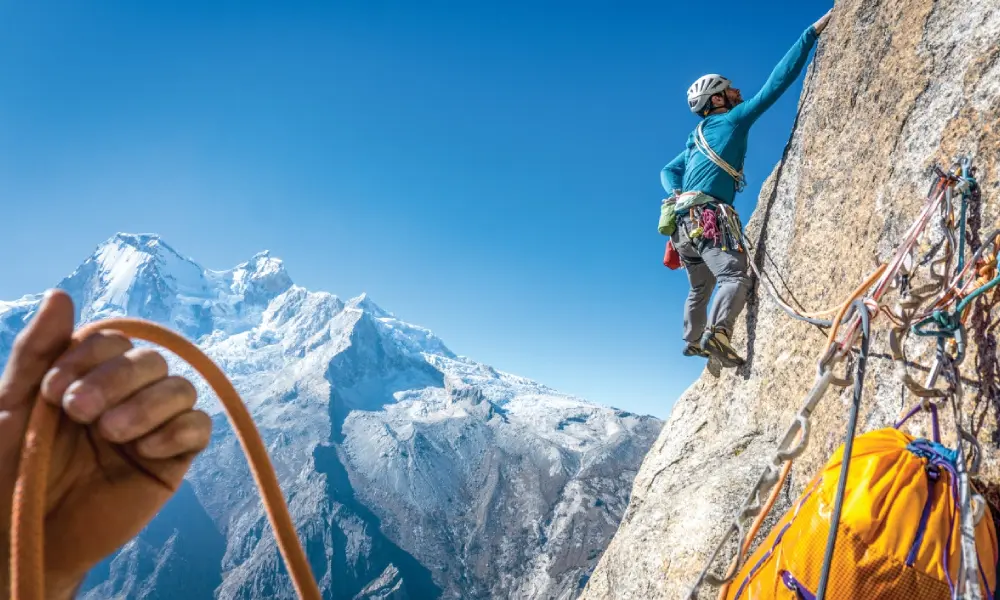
[680,204,744,254]
[9,319,323,600]
[658,122,748,274]
[685,155,1000,600]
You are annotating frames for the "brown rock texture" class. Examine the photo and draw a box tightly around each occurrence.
[580,0,1000,598]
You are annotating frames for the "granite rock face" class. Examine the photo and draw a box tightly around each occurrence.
[581,1,1000,598]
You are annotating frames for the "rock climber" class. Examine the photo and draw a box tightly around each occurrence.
[0,290,212,599]
[660,9,833,368]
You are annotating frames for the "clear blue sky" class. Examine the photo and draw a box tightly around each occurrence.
[0,0,831,419]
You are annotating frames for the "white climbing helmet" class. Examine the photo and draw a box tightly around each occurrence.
[687,74,731,115]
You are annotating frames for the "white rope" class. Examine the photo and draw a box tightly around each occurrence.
[694,122,746,191]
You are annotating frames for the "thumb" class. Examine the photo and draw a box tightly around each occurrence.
[0,290,75,411]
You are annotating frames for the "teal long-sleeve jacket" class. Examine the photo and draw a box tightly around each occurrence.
[661,25,819,208]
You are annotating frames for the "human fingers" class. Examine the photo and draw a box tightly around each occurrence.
[96,376,198,445]
[57,348,170,423]
[133,409,212,460]
[814,10,832,34]
[40,330,134,405]
[0,290,75,410]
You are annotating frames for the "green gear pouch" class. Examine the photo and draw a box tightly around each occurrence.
[659,200,677,236]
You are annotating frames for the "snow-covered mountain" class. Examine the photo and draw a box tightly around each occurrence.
[0,233,662,599]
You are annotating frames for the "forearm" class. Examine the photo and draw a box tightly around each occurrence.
[735,26,819,122]
[767,26,818,94]
[661,151,687,193]
[661,168,681,194]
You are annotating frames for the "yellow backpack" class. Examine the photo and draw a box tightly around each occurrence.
[724,426,998,599]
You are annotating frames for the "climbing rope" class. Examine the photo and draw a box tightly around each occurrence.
[9,319,323,600]
[838,158,990,599]
[719,203,881,329]
[898,222,990,600]
[834,158,991,600]
[945,352,985,600]
[695,122,747,192]
[885,162,993,600]
[814,299,871,600]
[714,449,796,600]
[913,239,1000,339]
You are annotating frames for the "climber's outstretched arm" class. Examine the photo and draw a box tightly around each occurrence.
[729,9,832,126]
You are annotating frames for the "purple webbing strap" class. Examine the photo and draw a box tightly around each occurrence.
[730,483,821,600]
[781,571,816,600]
[895,402,942,443]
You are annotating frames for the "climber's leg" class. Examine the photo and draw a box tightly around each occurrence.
[700,244,750,367]
[672,225,714,357]
[682,261,715,355]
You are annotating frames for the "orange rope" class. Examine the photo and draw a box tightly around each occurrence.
[10,318,322,600]
[822,263,887,356]
[716,458,795,600]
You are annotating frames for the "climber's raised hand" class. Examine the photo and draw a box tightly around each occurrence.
[814,9,833,35]
[0,289,212,599]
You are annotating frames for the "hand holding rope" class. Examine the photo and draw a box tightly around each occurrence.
[5,294,323,600]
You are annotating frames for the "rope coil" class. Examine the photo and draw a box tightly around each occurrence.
[695,122,747,192]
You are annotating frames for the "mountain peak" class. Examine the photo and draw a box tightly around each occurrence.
[113,232,161,246]
[102,233,191,263]
[57,233,208,329]
[94,232,196,279]
[347,293,392,318]
[52,233,294,338]
[225,251,293,306]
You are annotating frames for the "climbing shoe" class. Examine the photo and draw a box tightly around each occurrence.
[700,328,745,368]
[683,343,710,358]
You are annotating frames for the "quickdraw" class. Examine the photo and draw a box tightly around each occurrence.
[889,157,993,600]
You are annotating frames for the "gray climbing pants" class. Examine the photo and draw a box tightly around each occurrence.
[670,209,751,344]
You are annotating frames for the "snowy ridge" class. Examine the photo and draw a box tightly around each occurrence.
[56,233,294,339]
[0,233,662,599]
